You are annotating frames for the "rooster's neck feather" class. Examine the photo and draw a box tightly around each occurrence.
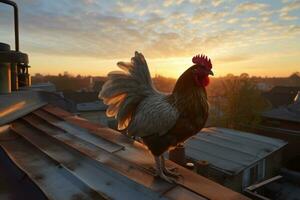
[168,69,209,128]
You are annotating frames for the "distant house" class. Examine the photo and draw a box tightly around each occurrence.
[28,82,56,92]
[62,91,99,104]
[256,82,272,91]
[247,96,300,171]
[261,98,300,131]
[184,127,287,192]
[262,86,300,108]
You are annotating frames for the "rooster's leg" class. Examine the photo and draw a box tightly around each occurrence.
[160,156,181,177]
[154,156,176,183]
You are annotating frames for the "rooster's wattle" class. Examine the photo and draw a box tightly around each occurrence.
[99,51,213,182]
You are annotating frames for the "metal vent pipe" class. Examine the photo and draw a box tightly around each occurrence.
[0,0,29,92]
[0,0,19,51]
[0,43,11,93]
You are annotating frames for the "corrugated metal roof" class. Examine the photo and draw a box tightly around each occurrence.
[0,91,47,126]
[262,86,300,108]
[185,127,287,175]
[262,103,300,123]
[0,91,250,200]
[0,90,75,126]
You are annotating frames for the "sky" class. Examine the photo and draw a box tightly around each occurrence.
[0,0,300,78]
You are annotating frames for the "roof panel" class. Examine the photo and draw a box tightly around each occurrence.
[0,91,46,126]
[32,110,124,153]
[10,120,171,200]
[1,100,250,200]
[262,103,300,123]
[0,131,108,200]
[185,127,287,175]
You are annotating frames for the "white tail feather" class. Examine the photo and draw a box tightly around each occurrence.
[99,51,156,130]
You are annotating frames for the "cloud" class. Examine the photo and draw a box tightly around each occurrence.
[168,11,187,20]
[287,25,300,35]
[279,0,300,20]
[114,3,137,13]
[163,0,184,7]
[1,0,299,63]
[227,18,239,24]
[192,9,228,23]
[189,0,205,4]
[82,0,94,4]
[281,0,300,12]
[280,12,298,20]
[235,2,268,13]
[217,55,252,63]
[245,17,257,22]
[212,0,223,7]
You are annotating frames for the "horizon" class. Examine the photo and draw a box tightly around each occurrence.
[33,70,300,79]
[1,0,300,78]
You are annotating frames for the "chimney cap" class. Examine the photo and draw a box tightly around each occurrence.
[0,51,28,64]
[197,160,210,166]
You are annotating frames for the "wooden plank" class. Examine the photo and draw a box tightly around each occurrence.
[246,175,282,191]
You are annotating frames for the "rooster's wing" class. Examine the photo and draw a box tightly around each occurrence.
[128,93,179,137]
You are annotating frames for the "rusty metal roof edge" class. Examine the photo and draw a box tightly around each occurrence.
[9,121,172,200]
[0,130,112,200]
[0,102,47,126]
[0,140,52,199]
[0,91,48,126]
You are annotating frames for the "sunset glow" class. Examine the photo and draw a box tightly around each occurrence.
[0,0,299,78]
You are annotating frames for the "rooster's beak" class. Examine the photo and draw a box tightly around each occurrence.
[208,70,214,76]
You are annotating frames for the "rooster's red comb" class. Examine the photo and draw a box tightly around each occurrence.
[192,54,212,69]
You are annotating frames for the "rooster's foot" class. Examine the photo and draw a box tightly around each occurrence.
[149,166,178,174]
[165,166,177,172]
[154,171,177,183]
[153,156,178,183]
[163,167,181,178]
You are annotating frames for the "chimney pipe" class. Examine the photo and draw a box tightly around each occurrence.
[11,63,18,90]
[0,0,19,51]
[0,43,11,93]
[196,160,210,175]
[0,0,30,90]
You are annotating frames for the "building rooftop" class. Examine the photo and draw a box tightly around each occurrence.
[262,86,300,107]
[26,82,56,92]
[185,127,287,175]
[262,102,300,123]
[76,101,107,112]
[0,90,249,200]
[63,91,99,104]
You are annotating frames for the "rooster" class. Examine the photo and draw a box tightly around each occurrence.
[99,51,213,182]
